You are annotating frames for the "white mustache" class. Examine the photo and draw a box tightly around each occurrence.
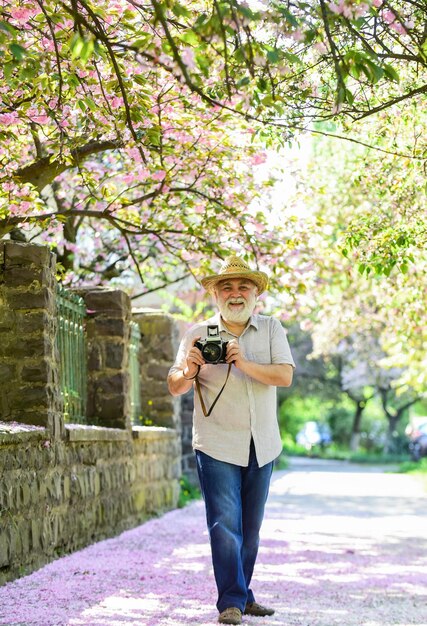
[227,298,245,305]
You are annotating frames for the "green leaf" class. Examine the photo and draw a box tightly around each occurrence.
[84,97,97,111]
[179,31,199,46]
[172,3,192,18]
[70,34,85,59]
[132,34,152,49]
[0,20,17,35]
[80,39,95,64]
[283,51,301,64]
[276,6,299,28]
[134,74,147,86]
[3,60,17,80]
[9,43,27,60]
[383,64,400,83]
[364,59,384,84]
[266,48,280,64]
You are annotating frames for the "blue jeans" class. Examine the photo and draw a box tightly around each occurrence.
[195,440,274,613]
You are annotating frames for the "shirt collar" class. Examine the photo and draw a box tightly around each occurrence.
[210,312,259,335]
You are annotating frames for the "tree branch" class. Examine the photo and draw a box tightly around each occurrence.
[13,139,122,190]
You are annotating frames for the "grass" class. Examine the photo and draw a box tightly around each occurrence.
[282,441,409,465]
[396,457,427,492]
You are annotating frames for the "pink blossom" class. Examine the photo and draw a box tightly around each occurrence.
[390,21,407,34]
[291,29,305,42]
[152,170,167,181]
[251,152,268,166]
[314,42,328,54]
[382,9,396,24]
[29,114,50,125]
[110,96,124,108]
[10,6,38,24]
[328,2,342,14]
[123,173,136,185]
[0,112,19,126]
[128,147,143,163]
[372,0,383,6]
[181,47,196,70]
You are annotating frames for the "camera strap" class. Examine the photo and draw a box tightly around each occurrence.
[195,363,232,417]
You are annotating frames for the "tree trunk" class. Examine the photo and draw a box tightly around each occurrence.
[349,400,365,452]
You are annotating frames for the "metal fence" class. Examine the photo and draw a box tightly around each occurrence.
[56,285,87,423]
[129,321,142,424]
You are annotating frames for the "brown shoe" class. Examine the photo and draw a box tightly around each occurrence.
[218,607,243,624]
[244,601,275,616]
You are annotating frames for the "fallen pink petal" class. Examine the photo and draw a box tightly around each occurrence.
[1,459,426,626]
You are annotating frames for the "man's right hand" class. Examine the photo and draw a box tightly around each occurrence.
[183,336,205,378]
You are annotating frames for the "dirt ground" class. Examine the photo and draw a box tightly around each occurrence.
[1,457,426,626]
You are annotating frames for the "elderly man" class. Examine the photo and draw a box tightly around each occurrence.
[168,256,294,625]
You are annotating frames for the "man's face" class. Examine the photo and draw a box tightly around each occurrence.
[214,278,258,323]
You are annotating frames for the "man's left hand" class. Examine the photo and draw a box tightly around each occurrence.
[226,339,246,368]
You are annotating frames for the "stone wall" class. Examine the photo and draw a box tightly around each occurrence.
[80,288,133,430]
[133,309,181,429]
[0,424,180,584]
[0,241,63,437]
[0,242,182,584]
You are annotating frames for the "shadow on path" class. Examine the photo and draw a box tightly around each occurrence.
[0,459,426,626]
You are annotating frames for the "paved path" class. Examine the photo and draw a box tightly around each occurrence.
[1,458,426,626]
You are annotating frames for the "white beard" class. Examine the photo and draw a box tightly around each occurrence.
[218,293,257,324]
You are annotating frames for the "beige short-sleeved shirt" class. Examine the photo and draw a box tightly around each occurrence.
[169,312,295,467]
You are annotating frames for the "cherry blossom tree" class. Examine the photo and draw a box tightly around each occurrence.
[1,0,426,293]
[286,120,427,396]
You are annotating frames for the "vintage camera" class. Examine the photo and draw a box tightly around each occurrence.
[195,325,228,364]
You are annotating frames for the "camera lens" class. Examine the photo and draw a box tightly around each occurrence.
[202,343,221,363]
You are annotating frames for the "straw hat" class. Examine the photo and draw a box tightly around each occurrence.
[201,256,269,294]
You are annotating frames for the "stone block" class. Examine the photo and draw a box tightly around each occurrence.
[11,410,51,429]
[4,288,52,311]
[96,395,127,422]
[82,289,131,315]
[98,374,125,396]
[15,310,49,334]
[3,266,43,288]
[0,310,15,332]
[0,531,9,568]
[134,312,175,337]
[88,318,126,338]
[5,241,52,268]
[0,362,17,384]
[147,363,171,380]
[21,360,52,384]
[30,519,41,551]
[105,343,125,369]
[8,525,22,561]
[87,344,102,370]
[7,386,50,410]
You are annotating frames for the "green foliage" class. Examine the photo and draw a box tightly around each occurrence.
[398,458,427,474]
[177,474,201,508]
[397,458,427,492]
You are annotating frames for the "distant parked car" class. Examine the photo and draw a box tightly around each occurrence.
[296,421,332,451]
[406,421,427,461]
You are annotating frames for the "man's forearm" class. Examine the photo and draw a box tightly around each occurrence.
[237,361,293,387]
[167,370,196,396]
